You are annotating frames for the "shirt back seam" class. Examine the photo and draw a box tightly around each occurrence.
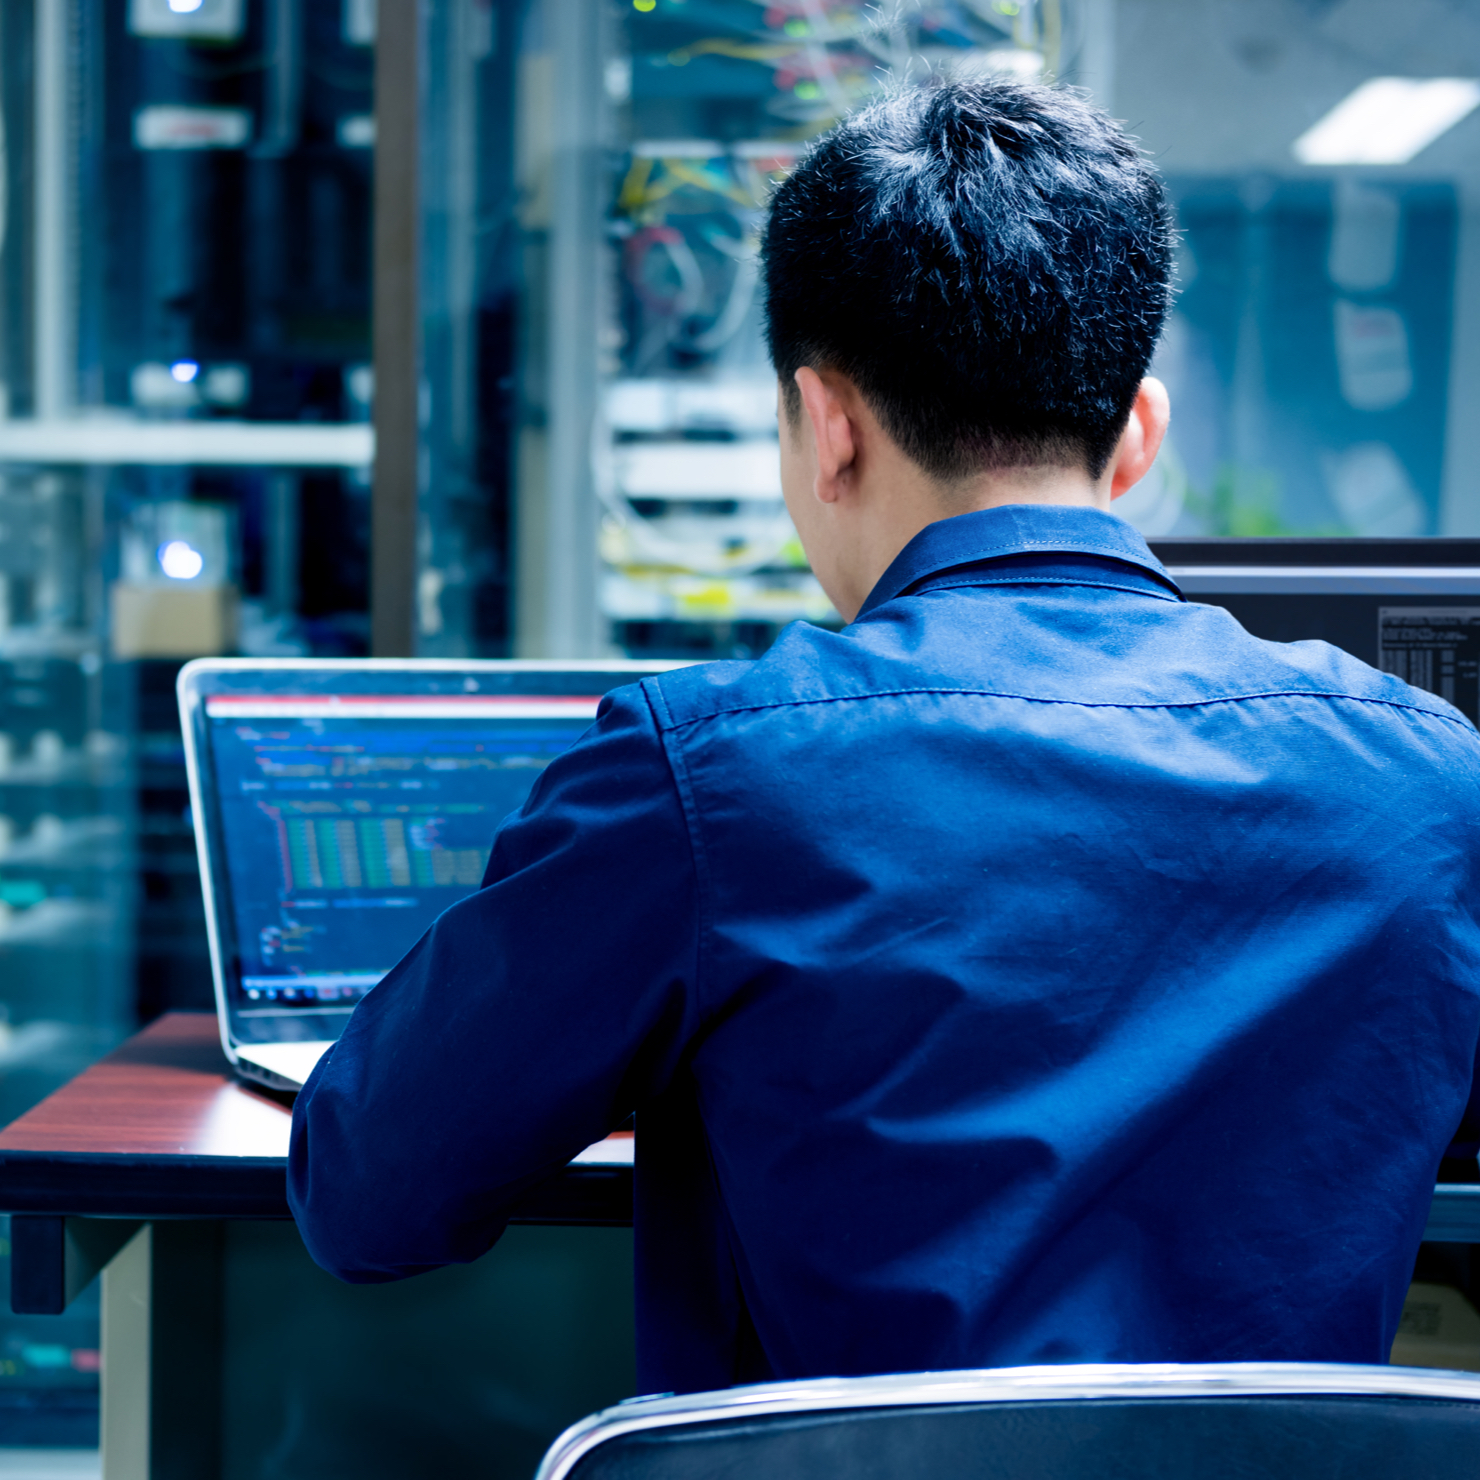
[654,685,1477,736]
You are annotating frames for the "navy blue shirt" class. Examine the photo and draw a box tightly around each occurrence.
[289,504,1480,1394]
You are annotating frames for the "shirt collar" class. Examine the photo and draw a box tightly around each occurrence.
[855,504,1182,620]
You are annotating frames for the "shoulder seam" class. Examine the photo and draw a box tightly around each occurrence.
[654,685,1477,735]
[639,682,714,1015]
[641,673,675,729]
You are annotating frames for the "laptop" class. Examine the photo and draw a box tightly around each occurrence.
[178,659,677,1092]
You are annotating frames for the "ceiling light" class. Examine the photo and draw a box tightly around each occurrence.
[1293,78,1480,166]
[951,49,1045,83]
[158,541,204,581]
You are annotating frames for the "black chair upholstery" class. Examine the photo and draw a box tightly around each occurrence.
[534,1363,1480,1480]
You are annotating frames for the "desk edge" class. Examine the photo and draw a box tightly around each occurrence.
[0,1151,633,1225]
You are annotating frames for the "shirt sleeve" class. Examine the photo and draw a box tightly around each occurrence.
[286,682,700,1283]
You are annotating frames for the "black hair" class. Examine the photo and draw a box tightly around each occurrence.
[763,79,1174,482]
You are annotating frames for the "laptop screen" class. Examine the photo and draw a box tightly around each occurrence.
[201,690,601,1034]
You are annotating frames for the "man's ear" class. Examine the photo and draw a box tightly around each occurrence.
[1108,377,1170,499]
[796,368,858,505]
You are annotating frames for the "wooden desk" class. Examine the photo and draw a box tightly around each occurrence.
[0,1013,636,1480]
[0,1011,632,1232]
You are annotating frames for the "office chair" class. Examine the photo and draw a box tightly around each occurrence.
[534,1362,1480,1480]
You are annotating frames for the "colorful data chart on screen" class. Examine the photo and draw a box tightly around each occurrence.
[204,694,599,1008]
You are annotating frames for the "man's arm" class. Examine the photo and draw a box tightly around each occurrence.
[287,685,699,1282]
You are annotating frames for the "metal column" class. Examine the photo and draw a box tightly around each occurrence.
[516,0,607,658]
[371,0,421,657]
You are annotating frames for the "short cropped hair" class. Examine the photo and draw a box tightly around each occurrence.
[763,80,1173,482]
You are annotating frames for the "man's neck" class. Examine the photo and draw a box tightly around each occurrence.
[834,467,1111,621]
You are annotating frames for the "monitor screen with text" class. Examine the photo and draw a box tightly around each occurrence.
[204,693,599,1013]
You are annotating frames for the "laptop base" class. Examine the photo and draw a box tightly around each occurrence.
[235,1041,336,1092]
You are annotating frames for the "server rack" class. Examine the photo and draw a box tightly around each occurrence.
[413,0,1114,661]
[0,0,376,1437]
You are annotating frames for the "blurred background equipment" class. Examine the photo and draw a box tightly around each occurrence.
[0,0,375,1440]
[111,501,237,659]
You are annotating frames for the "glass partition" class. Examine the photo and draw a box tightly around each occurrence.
[421,0,1119,659]
[0,0,373,1442]
[1116,2,1480,540]
[0,0,375,1043]
[420,0,1480,667]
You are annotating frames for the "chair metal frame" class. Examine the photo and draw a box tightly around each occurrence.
[535,1362,1480,1480]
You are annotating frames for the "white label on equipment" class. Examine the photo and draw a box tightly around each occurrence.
[134,106,252,152]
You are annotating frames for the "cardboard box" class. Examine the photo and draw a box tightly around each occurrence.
[110,582,239,660]
[1390,1281,1480,1372]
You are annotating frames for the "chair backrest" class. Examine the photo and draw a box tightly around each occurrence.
[534,1363,1480,1480]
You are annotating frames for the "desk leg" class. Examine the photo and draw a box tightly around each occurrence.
[10,1216,142,1315]
[101,1223,224,1480]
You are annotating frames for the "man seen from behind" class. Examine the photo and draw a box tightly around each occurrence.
[289,79,1480,1393]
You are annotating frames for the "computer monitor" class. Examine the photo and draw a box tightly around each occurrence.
[178,659,678,1085]
[1151,538,1480,729]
